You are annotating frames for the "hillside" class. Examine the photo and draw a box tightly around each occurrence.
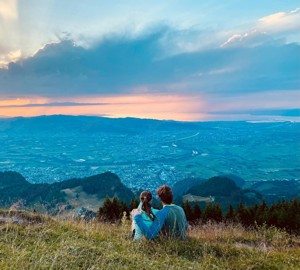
[187,176,262,208]
[172,177,206,198]
[0,171,134,214]
[249,180,300,202]
[0,210,300,270]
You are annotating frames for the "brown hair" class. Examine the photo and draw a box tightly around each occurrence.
[140,190,155,221]
[156,185,173,204]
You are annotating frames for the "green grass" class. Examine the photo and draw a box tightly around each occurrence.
[0,211,300,270]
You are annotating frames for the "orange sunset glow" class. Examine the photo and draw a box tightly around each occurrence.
[0,94,208,121]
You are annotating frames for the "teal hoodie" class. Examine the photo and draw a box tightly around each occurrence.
[133,202,159,240]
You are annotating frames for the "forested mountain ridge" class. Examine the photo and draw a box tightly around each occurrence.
[184,176,262,209]
[0,171,134,213]
[1,170,299,216]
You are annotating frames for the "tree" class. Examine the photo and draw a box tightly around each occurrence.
[97,196,123,222]
[129,198,139,211]
[202,203,223,223]
[120,200,129,215]
[225,205,235,222]
[193,203,202,221]
[286,199,300,232]
[97,196,112,221]
[182,201,193,221]
[111,197,122,220]
[255,199,268,225]
[236,202,251,226]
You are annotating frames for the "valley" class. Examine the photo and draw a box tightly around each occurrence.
[0,116,299,194]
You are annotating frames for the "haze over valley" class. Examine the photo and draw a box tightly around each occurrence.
[1,116,299,194]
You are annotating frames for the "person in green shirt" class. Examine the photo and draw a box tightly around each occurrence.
[132,185,188,240]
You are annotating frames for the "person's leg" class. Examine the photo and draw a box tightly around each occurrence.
[131,229,136,239]
[131,220,136,239]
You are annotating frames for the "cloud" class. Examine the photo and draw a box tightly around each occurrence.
[221,30,285,48]
[258,7,300,33]
[0,27,299,99]
[222,8,300,48]
[158,27,222,56]
[0,49,21,68]
[0,102,109,108]
[0,0,18,21]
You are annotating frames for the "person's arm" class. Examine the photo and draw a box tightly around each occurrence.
[181,207,189,230]
[184,213,188,230]
[133,207,169,239]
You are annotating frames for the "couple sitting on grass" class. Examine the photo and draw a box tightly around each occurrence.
[131,185,188,240]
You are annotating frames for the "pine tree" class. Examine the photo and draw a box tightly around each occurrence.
[286,199,300,232]
[183,201,193,221]
[97,196,112,221]
[120,200,129,216]
[256,199,268,225]
[213,203,223,223]
[266,203,277,227]
[225,205,235,222]
[193,203,202,221]
[111,197,121,220]
[129,198,139,210]
[236,202,251,226]
[202,203,223,223]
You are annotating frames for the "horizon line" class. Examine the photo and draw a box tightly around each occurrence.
[0,113,299,123]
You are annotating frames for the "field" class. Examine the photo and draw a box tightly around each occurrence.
[1,117,299,193]
[0,210,300,270]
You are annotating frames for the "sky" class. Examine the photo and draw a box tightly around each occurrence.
[0,0,299,121]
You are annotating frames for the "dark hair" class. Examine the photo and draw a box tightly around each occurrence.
[156,185,173,204]
[140,190,155,221]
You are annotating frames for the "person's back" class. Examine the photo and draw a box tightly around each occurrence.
[162,204,187,239]
[133,207,159,240]
[132,185,188,240]
[131,190,158,241]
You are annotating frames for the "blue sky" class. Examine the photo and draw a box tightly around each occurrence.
[0,0,299,121]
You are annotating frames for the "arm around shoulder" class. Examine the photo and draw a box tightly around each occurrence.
[134,208,169,240]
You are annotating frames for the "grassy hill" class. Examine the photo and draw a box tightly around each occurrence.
[0,210,300,270]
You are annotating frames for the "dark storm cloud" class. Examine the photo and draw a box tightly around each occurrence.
[0,27,299,97]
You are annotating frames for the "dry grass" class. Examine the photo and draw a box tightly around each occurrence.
[0,210,300,270]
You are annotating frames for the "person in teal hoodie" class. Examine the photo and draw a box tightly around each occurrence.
[132,185,188,240]
[131,190,159,240]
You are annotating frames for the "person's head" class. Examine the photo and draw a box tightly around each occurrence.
[140,190,152,204]
[140,190,155,221]
[156,185,173,205]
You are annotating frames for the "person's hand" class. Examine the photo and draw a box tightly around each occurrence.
[131,208,141,217]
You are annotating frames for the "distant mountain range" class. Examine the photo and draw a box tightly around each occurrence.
[0,115,202,135]
[1,114,270,136]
